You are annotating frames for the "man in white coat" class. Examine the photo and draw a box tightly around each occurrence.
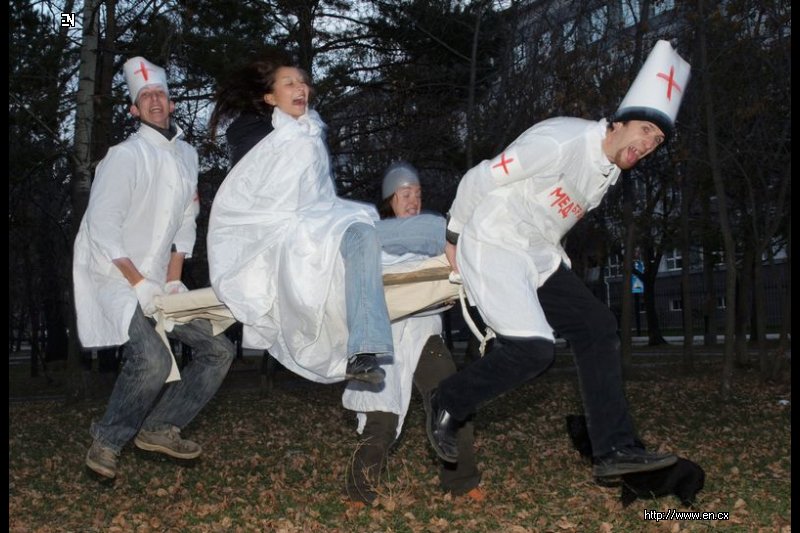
[428,41,691,479]
[74,57,234,479]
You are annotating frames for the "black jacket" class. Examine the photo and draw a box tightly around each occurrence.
[226,112,274,167]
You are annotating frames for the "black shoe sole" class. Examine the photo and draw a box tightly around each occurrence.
[345,369,385,384]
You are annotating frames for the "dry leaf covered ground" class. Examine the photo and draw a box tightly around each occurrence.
[9,350,791,532]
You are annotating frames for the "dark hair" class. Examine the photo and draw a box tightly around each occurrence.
[378,196,396,220]
[208,53,312,138]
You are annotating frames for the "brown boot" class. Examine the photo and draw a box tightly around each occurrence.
[345,411,397,504]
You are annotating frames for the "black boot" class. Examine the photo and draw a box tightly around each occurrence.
[426,388,461,463]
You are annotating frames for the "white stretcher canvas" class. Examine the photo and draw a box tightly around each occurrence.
[151,254,459,381]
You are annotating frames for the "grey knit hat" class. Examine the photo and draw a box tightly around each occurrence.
[381,161,421,199]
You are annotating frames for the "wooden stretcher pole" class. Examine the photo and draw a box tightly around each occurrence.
[382,266,452,286]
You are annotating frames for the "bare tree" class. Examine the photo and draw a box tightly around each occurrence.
[696,0,737,398]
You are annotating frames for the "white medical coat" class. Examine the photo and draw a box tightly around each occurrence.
[447,118,621,338]
[73,124,200,348]
[207,108,376,384]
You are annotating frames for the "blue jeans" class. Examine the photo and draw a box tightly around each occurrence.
[374,214,445,257]
[340,223,393,357]
[90,307,235,453]
[340,216,444,357]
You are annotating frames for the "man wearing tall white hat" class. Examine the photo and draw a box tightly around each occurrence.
[74,56,234,479]
[428,41,691,479]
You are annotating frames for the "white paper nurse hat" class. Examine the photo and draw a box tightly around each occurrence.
[123,56,169,104]
[613,40,691,139]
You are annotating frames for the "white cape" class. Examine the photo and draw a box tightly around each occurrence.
[208,108,374,383]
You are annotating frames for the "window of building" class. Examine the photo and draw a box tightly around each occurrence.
[512,41,527,72]
[653,0,675,16]
[670,299,683,311]
[622,0,641,27]
[563,19,576,52]
[717,296,727,309]
[587,6,607,43]
[665,248,682,271]
[607,253,622,278]
[537,30,552,58]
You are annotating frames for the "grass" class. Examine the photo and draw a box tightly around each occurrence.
[8,354,792,532]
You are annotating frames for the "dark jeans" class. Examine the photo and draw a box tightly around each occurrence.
[438,264,637,457]
[90,307,235,453]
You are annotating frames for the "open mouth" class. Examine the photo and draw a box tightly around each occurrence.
[628,146,640,164]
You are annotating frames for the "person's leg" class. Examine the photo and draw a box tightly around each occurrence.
[346,411,398,504]
[374,214,445,257]
[143,318,234,432]
[90,307,174,453]
[430,335,554,462]
[538,265,676,476]
[536,265,636,456]
[87,307,173,477]
[340,223,392,382]
[437,335,554,421]
[413,335,481,494]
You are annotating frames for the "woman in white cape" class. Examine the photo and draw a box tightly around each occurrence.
[207,58,393,385]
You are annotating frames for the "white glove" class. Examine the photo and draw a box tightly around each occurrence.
[164,280,189,295]
[134,278,164,317]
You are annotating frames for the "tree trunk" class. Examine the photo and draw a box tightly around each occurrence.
[620,177,635,373]
[643,251,667,346]
[21,226,42,377]
[465,2,485,170]
[679,170,694,372]
[771,220,790,382]
[67,0,100,402]
[701,197,718,346]
[93,0,116,163]
[751,252,768,378]
[620,2,650,373]
[734,248,753,367]
[697,0,737,399]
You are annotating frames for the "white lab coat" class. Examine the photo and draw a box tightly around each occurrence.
[342,254,442,437]
[447,118,621,338]
[73,124,200,348]
[207,108,376,384]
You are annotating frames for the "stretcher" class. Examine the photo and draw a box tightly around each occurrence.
[152,254,460,382]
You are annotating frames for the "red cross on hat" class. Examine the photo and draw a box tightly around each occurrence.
[123,56,169,104]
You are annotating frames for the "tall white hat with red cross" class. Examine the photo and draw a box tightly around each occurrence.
[613,40,691,139]
[123,56,169,104]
